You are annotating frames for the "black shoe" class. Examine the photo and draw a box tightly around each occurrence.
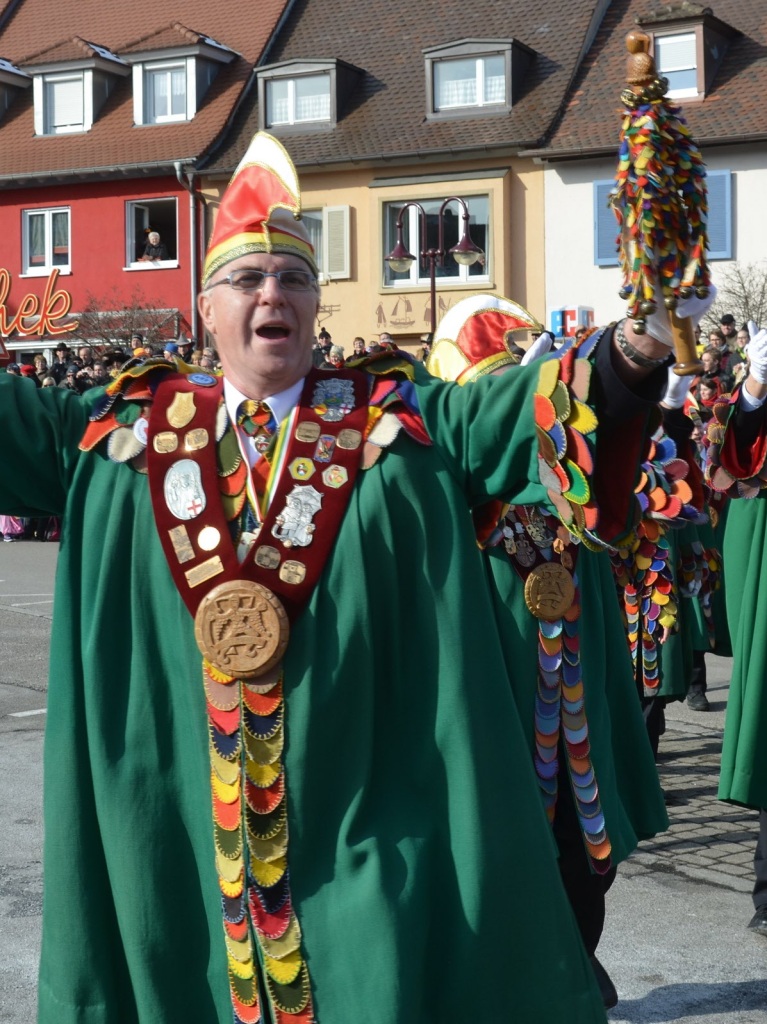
[748,906,767,937]
[687,690,710,711]
[589,955,618,1009]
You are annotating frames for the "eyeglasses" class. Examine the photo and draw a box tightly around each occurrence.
[206,268,317,294]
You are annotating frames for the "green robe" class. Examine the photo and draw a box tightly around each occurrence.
[485,542,668,866]
[1,368,610,1024]
[719,495,767,809]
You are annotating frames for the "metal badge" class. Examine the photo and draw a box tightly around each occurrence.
[322,465,348,489]
[197,526,221,552]
[514,535,536,568]
[185,427,209,451]
[279,560,307,585]
[295,421,321,443]
[255,545,281,570]
[289,457,315,481]
[272,485,322,548]
[194,580,289,679]
[311,378,355,422]
[184,555,225,588]
[153,431,179,454]
[164,459,207,520]
[133,416,149,445]
[189,373,216,387]
[314,435,336,463]
[524,563,575,621]
[167,392,196,429]
[337,428,362,450]
[168,525,195,563]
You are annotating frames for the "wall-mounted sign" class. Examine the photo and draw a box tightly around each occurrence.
[0,268,78,341]
[549,306,594,338]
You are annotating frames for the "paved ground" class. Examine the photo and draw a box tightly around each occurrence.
[604,659,767,1023]
[1,541,766,1022]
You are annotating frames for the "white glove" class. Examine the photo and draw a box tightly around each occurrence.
[520,331,555,366]
[745,322,767,385]
[661,367,695,409]
[643,285,718,350]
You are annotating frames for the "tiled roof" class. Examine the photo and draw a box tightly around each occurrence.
[0,0,287,182]
[22,36,127,67]
[119,22,233,55]
[538,0,767,156]
[204,0,608,175]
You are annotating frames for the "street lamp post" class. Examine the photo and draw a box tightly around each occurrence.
[384,197,484,335]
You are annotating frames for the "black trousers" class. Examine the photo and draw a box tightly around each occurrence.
[754,808,767,911]
[689,649,707,693]
[553,765,617,955]
[640,695,665,760]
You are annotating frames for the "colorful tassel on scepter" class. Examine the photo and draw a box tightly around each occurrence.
[611,30,710,373]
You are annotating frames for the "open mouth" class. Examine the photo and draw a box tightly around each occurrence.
[256,324,290,341]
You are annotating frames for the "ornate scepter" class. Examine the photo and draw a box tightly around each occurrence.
[612,30,709,375]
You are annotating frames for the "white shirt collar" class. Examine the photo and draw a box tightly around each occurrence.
[223,376,304,427]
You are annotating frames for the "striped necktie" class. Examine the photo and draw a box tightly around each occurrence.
[236,399,276,456]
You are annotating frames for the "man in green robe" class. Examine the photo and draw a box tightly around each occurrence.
[2,132,692,1024]
[705,321,767,937]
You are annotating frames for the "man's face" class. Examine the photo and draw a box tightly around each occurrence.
[701,352,718,373]
[56,348,68,362]
[721,322,735,337]
[79,347,91,362]
[198,253,319,398]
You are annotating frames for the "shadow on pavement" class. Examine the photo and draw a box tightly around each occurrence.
[609,978,767,1021]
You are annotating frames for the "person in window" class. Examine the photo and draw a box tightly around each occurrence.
[139,231,169,262]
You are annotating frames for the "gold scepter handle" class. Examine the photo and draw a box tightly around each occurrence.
[669,310,703,375]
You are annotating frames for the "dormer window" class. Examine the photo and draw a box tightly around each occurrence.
[24,38,129,137]
[0,58,31,121]
[44,73,85,133]
[640,5,740,101]
[145,62,187,123]
[423,40,534,119]
[257,60,364,132]
[434,55,505,111]
[267,73,330,126]
[122,24,235,127]
[655,31,697,98]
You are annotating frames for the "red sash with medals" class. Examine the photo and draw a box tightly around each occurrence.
[146,366,369,678]
[145,366,370,1024]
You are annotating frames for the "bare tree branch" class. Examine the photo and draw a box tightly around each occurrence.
[702,262,767,335]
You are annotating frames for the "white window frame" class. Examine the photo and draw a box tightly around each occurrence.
[655,31,698,99]
[383,195,490,288]
[144,60,188,123]
[124,197,179,270]
[33,71,91,135]
[21,207,71,276]
[265,73,331,127]
[433,55,505,111]
[132,59,195,125]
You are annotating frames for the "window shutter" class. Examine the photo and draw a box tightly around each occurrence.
[323,205,350,280]
[706,170,732,260]
[655,33,696,73]
[132,65,143,125]
[33,76,43,135]
[593,180,619,266]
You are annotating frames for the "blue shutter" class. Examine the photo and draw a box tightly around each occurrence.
[706,169,732,260]
[593,179,619,266]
